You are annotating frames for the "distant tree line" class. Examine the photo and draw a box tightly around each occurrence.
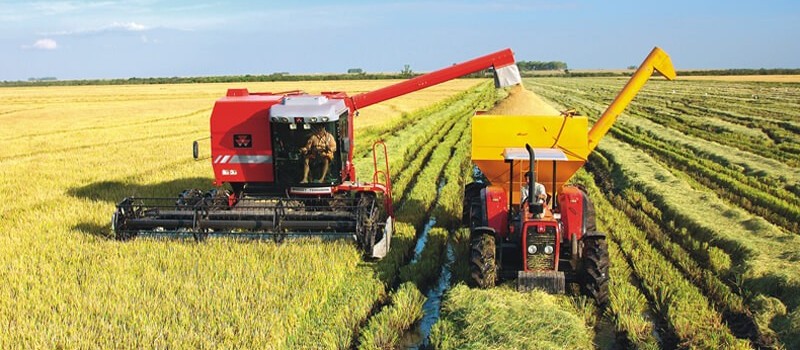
[0,72,429,87]
[526,68,800,78]
[677,68,800,76]
[4,67,799,88]
[28,77,58,82]
[517,61,568,71]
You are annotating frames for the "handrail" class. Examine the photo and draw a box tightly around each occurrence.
[372,141,394,217]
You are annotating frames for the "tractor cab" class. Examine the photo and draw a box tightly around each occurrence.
[269,95,351,191]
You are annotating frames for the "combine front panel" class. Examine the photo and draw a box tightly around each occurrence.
[210,89,283,186]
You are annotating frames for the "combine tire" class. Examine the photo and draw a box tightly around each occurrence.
[470,231,497,288]
[356,194,380,257]
[581,235,609,306]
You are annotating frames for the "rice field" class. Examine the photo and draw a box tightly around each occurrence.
[3,73,800,349]
[0,78,494,348]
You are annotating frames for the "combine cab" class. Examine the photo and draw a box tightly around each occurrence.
[465,47,676,304]
[112,49,523,259]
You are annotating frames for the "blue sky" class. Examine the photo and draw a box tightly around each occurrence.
[2,0,799,81]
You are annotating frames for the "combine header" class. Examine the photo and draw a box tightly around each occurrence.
[112,49,522,258]
[465,47,675,303]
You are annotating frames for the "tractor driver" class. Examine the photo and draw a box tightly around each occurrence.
[521,173,548,218]
[300,124,337,183]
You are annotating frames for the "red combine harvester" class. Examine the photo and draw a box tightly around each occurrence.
[465,47,675,303]
[112,49,522,258]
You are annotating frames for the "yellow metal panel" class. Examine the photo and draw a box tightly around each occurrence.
[471,114,589,203]
[472,114,589,161]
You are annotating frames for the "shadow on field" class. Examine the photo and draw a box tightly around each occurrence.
[68,177,213,240]
[68,177,213,203]
[73,222,113,239]
[746,274,800,310]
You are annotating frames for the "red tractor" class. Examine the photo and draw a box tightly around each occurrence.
[112,49,522,258]
[464,47,675,303]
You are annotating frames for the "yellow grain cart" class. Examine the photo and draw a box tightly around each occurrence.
[465,47,675,303]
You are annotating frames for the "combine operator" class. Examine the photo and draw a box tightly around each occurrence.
[300,124,337,183]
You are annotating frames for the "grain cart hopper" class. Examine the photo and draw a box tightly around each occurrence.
[465,47,675,304]
[112,49,522,258]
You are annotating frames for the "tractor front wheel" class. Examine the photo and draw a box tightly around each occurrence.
[581,235,609,306]
[470,231,497,288]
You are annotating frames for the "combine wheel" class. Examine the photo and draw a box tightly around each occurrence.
[112,199,135,241]
[469,229,497,288]
[356,194,380,257]
[581,234,609,306]
[111,211,133,240]
[192,228,209,242]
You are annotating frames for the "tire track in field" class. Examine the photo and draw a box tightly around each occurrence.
[0,107,45,118]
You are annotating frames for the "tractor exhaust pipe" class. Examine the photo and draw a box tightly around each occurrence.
[525,144,541,215]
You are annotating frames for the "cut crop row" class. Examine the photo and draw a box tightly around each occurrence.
[586,153,775,346]
[610,121,799,233]
[593,136,800,348]
[573,169,750,349]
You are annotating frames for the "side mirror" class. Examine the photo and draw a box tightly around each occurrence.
[192,140,199,160]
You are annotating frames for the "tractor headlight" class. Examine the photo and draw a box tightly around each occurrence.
[280,117,289,123]
[544,245,554,255]
[303,123,311,130]
[310,117,317,122]
[527,245,537,254]
[289,123,297,130]
[322,116,330,122]
[271,117,278,122]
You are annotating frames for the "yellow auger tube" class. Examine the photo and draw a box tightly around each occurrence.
[587,47,676,152]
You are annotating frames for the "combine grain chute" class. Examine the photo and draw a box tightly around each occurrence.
[112,49,522,259]
[465,47,675,304]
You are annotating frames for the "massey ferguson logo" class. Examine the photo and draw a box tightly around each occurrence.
[234,134,252,148]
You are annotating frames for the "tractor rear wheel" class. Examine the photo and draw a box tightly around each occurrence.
[463,183,486,227]
[470,231,497,288]
[581,235,609,306]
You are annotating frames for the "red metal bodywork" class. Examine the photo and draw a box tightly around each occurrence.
[350,49,516,109]
[557,186,585,243]
[210,91,283,184]
[484,185,509,237]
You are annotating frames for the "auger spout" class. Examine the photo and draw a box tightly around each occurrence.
[587,46,676,152]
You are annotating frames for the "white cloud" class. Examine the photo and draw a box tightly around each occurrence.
[23,38,58,50]
[140,34,159,44]
[47,21,151,36]
[110,22,148,32]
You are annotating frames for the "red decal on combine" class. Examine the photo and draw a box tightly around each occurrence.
[234,134,252,148]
